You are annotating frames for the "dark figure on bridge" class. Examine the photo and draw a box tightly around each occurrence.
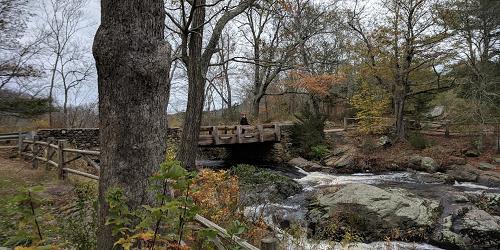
[240,113,249,134]
[240,113,249,125]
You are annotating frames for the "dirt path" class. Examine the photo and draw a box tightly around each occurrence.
[0,148,77,246]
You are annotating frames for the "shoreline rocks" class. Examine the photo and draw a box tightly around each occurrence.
[305,183,500,249]
[307,184,440,242]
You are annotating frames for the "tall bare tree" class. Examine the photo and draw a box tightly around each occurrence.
[166,0,257,169]
[57,44,93,126]
[92,0,172,247]
[0,0,43,90]
[41,0,89,126]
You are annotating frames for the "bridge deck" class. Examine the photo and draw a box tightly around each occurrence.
[198,124,281,146]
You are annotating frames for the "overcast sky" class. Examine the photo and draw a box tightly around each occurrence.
[21,0,378,113]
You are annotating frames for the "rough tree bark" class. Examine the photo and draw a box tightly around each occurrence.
[177,0,207,170]
[92,0,171,248]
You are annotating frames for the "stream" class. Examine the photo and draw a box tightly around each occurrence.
[243,167,500,250]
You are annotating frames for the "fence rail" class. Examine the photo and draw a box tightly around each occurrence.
[342,117,499,135]
[1,132,264,250]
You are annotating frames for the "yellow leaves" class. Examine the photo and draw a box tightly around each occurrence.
[350,81,392,134]
[288,71,346,96]
[114,231,155,250]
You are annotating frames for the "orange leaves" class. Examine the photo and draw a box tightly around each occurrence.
[191,170,240,226]
[287,71,345,96]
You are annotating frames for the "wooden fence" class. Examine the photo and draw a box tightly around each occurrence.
[341,117,500,152]
[343,117,499,136]
[0,132,270,250]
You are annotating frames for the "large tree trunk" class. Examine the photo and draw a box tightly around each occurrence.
[252,95,261,120]
[92,1,171,248]
[394,88,406,140]
[177,0,206,170]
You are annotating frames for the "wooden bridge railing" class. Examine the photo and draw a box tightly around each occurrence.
[199,124,281,146]
[0,132,264,250]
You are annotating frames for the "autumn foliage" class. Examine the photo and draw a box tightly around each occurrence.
[191,170,240,226]
[350,81,392,134]
[288,71,345,96]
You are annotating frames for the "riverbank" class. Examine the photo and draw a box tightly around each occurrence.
[239,157,500,250]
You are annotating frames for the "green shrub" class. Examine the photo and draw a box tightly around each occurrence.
[60,182,97,250]
[408,133,428,149]
[291,104,326,158]
[310,145,330,160]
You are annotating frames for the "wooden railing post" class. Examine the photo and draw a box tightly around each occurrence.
[274,124,281,141]
[343,117,348,130]
[236,126,242,144]
[261,237,278,250]
[32,135,39,169]
[57,140,66,180]
[46,137,55,169]
[212,126,220,145]
[257,125,264,142]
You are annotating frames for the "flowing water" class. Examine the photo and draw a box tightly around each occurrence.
[244,167,500,250]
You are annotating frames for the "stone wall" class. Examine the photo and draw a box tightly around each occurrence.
[36,127,182,149]
[37,128,100,149]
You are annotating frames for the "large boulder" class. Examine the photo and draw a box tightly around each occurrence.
[307,184,439,241]
[446,165,479,182]
[332,154,355,169]
[324,145,357,170]
[409,155,439,173]
[432,207,500,249]
[477,171,500,187]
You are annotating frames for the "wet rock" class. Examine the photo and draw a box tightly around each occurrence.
[476,171,500,187]
[432,215,468,249]
[307,184,439,241]
[432,190,500,249]
[288,157,325,172]
[465,192,500,216]
[479,162,496,170]
[412,171,453,184]
[446,165,479,182]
